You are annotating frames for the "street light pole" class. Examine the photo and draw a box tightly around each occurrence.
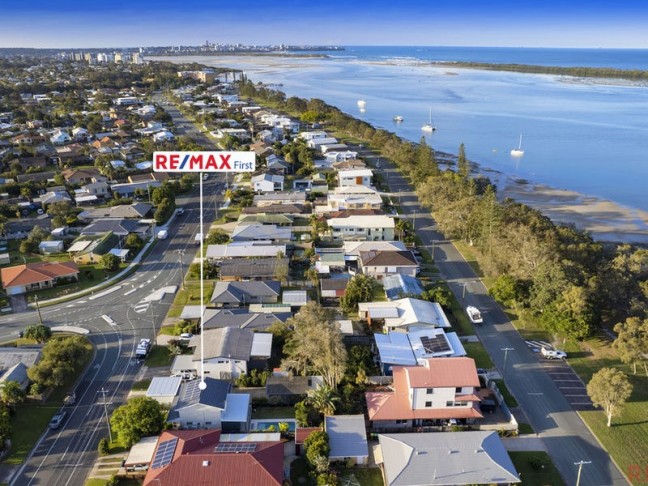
[501,347,514,377]
[34,295,43,326]
[574,460,591,486]
[176,249,185,290]
[461,282,469,299]
[98,387,113,443]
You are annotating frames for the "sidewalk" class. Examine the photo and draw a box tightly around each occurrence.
[501,436,548,452]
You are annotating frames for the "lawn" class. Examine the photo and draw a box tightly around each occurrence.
[509,451,565,486]
[339,468,384,486]
[290,457,315,486]
[493,379,519,408]
[446,294,474,336]
[252,406,295,419]
[518,422,535,435]
[166,280,214,318]
[462,341,494,369]
[144,345,174,367]
[131,378,151,391]
[4,338,93,465]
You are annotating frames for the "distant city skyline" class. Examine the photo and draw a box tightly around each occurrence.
[1,0,647,49]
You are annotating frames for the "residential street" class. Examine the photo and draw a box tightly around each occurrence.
[359,147,628,486]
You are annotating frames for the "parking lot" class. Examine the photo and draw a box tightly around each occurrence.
[526,341,594,410]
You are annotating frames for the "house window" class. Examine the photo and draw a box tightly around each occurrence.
[425,401,432,407]
[426,388,434,394]
[395,419,408,424]
[205,422,212,425]
[455,387,462,393]
[186,422,193,425]
[446,401,454,407]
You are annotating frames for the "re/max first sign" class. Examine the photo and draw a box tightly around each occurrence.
[153,151,255,172]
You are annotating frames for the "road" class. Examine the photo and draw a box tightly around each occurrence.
[2,100,228,486]
[366,149,627,485]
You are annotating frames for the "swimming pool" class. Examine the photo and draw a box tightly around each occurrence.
[250,419,296,432]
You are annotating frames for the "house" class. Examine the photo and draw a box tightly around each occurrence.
[210,281,281,306]
[320,276,350,300]
[326,150,358,162]
[202,309,291,331]
[358,250,419,279]
[231,224,292,243]
[16,171,56,183]
[188,328,272,379]
[68,232,120,264]
[110,180,161,198]
[41,190,72,206]
[358,298,452,332]
[383,274,424,300]
[206,242,286,261]
[143,429,284,486]
[79,203,153,221]
[237,214,294,226]
[343,241,407,260]
[81,218,150,239]
[282,290,308,307]
[265,374,324,404]
[326,185,383,211]
[325,415,369,465]
[337,169,373,187]
[252,173,284,193]
[167,378,251,432]
[49,130,71,145]
[374,329,467,375]
[61,168,106,185]
[377,431,520,485]
[218,257,289,281]
[315,248,346,274]
[242,204,306,216]
[253,192,306,207]
[0,348,41,391]
[146,376,182,406]
[38,240,64,254]
[328,215,395,241]
[80,181,110,198]
[1,262,79,295]
[366,358,483,428]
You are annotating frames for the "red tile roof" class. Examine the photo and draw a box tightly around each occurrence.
[366,358,483,422]
[1,262,79,289]
[143,430,284,486]
[295,427,322,445]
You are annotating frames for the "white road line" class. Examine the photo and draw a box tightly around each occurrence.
[88,286,122,300]
[124,288,137,296]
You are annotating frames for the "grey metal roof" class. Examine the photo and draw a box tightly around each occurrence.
[383,274,424,301]
[81,218,141,236]
[210,281,281,304]
[190,327,254,361]
[378,431,521,485]
[202,309,290,331]
[218,258,289,279]
[231,223,292,242]
[325,415,369,459]
[146,376,182,398]
[173,377,231,411]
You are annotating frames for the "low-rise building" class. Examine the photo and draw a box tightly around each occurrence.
[1,261,79,295]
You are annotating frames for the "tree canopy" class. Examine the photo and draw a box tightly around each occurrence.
[27,336,91,388]
[110,397,166,448]
[613,316,648,376]
[587,367,633,427]
[24,324,52,343]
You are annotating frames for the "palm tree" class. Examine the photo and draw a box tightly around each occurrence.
[306,384,339,417]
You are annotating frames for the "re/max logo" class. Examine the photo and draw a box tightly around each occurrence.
[153,151,255,172]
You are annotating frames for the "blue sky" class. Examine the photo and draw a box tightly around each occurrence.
[1,0,647,49]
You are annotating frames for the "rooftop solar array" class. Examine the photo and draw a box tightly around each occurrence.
[420,335,451,354]
[214,442,257,453]
[151,437,178,469]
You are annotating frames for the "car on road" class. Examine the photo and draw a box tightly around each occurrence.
[176,208,185,215]
[49,411,67,430]
[179,333,193,340]
[466,306,483,324]
[63,392,76,406]
[541,347,567,359]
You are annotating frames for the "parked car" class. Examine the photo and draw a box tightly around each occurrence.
[63,392,76,406]
[541,347,567,360]
[49,411,67,430]
[479,399,497,414]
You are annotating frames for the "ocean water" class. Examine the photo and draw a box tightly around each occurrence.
[156,47,648,212]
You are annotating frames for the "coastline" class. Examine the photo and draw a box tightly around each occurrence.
[151,55,648,246]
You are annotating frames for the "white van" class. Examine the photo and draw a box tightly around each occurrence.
[157,229,168,240]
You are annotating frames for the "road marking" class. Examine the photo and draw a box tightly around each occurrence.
[78,300,87,304]
[124,288,137,296]
[89,286,122,300]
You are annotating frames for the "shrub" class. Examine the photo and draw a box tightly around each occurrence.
[98,437,110,455]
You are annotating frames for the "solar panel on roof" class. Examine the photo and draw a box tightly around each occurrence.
[420,335,451,354]
[214,442,257,453]
[151,437,178,469]
[182,380,201,402]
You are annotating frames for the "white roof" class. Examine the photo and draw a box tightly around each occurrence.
[171,354,196,373]
[109,248,129,258]
[67,240,91,253]
[250,333,273,357]
[124,436,158,466]
[146,376,182,397]
[325,415,369,459]
[336,320,354,335]
[221,393,251,423]
[344,240,406,257]
[358,298,451,329]
[329,214,395,229]
[179,305,203,319]
[206,243,286,259]
[338,168,373,177]
[408,328,464,361]
[375,332,417,366]
[282,290,308,306]
[76,195,98,203]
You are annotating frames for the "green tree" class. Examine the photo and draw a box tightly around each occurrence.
[457,143,469,178]
[24,324,52,343]
[306,384,339,417]
[587,367,633,427]
[394,218,413,241]
[420,284,453,309]
[124,233,144,252]
[100,253,120,272]
[47,200,71,228]
[27,336,90,388]
[0,380,25,408]
[154,197,174,224]
[0,403,11,451]
[110,397,166,448]
[340,274,375,313]
[282,303,348,390]
[489,274,528,308]
[613,316,648,376]
[205,230,230,245]
[304,430,330,470]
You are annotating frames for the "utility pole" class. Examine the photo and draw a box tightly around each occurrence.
[176,249,185,290]
[501,348,514,377]
[34,295,43,326]
[574,460,591,486]
[98,387,113,443]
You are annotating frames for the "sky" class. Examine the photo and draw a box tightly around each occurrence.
[1,0,647,49]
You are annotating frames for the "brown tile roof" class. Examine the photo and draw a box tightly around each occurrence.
[295,427,323,445]
[143,430,283,486]
[1,262,79,289]
[366,358,482,422]
[325,209,385,219]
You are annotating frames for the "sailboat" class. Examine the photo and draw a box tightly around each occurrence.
[510,135,524,156]
[357,99,367,109]
[421,107,436,132]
